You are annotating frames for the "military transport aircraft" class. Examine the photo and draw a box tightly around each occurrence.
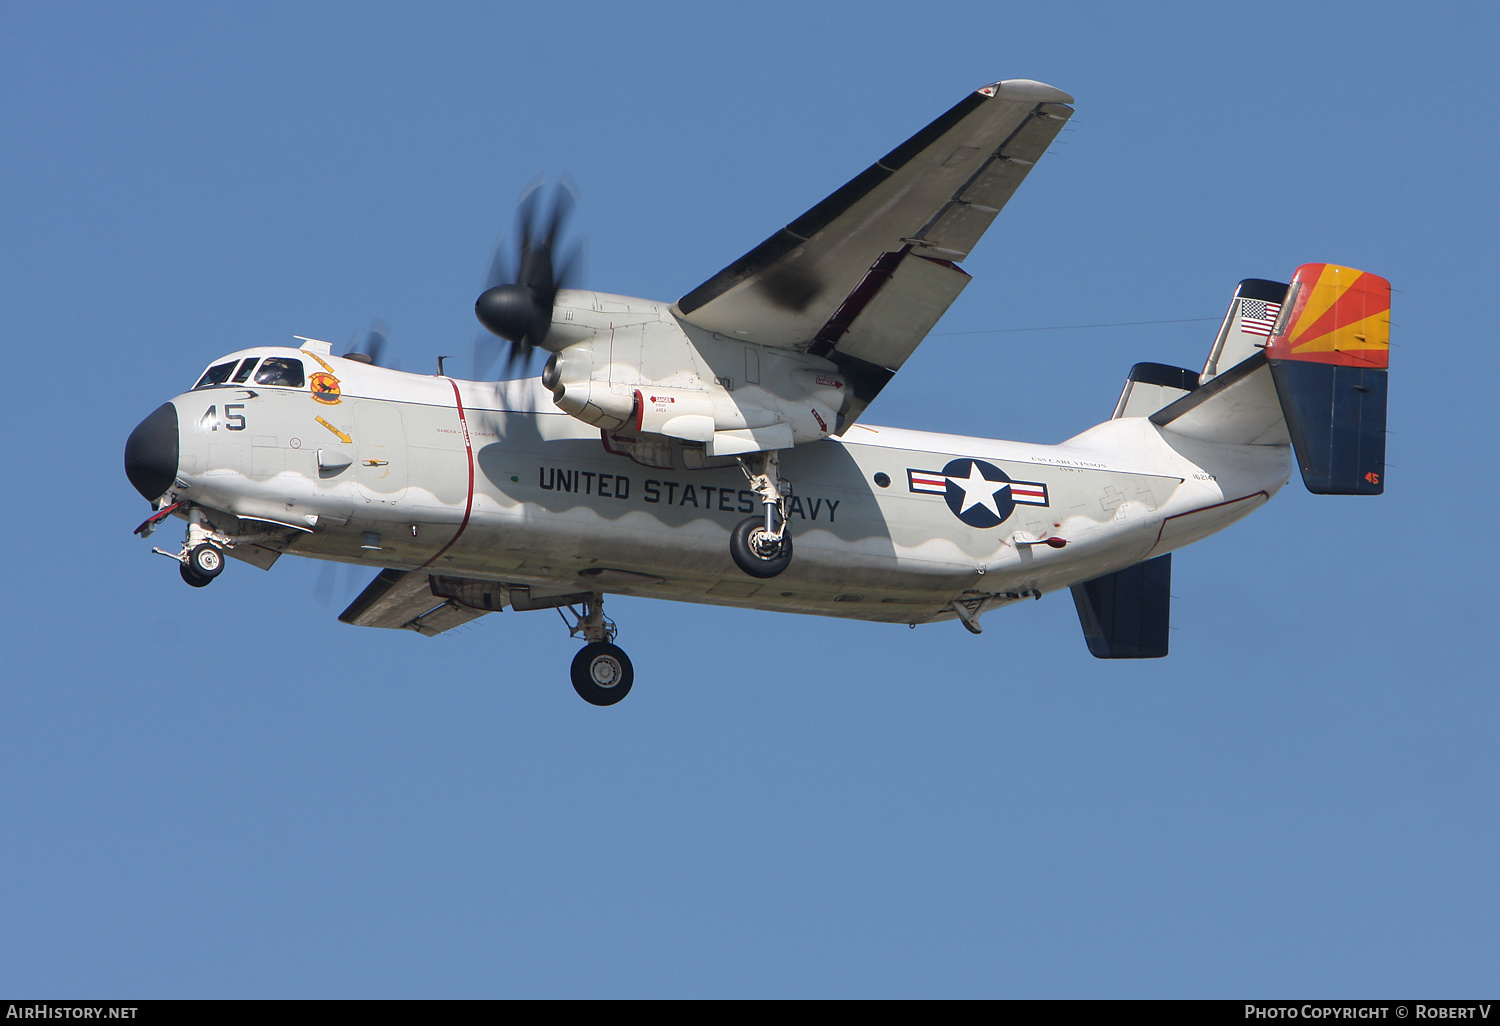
[123,78,1391,705]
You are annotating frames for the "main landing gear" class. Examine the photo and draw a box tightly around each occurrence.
[560,593,634,706]
[731,450,793,578]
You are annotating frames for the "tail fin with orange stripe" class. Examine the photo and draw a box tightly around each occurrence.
[1266,263,1390,494]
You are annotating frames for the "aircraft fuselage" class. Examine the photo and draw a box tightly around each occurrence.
[138,343,1290,629]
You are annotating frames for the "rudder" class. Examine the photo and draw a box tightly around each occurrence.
[1266,263,1390,495]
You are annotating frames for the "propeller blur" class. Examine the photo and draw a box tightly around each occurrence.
[474,179,581,378]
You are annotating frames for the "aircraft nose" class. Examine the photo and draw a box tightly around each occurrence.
[124,402,179,501]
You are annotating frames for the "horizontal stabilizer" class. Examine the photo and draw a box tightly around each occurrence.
[1070,554,1171,659]
[1266,264,1390,494]
[1149,351,1288,446]
[1143,275,1296,445]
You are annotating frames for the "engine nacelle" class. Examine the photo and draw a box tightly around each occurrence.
[540,340,637,431]
[633,386,716,442]
[540,313,850,455]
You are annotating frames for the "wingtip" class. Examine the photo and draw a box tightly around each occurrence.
[977,79,1074,105]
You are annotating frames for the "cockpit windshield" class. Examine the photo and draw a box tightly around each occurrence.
[194,360,238,389]
[195,355,306,390]
[253,357,305,387]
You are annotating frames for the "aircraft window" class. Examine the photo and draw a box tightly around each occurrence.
[194,360,238,389]
[230,358,259,383]
[254,357,305,388]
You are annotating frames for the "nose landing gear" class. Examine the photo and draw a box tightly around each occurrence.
[560,593,634,705]
[150,506,232,588]
[180,544,225,587]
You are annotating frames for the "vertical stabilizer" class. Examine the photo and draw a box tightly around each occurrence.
[1112,362,1199,419]
[1266,263,1390,494]
[1071,554,1172,659]
[1128,278,1293,442]
[1201,278,1289,383]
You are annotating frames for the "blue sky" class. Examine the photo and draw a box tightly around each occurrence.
[2,0,1496,997]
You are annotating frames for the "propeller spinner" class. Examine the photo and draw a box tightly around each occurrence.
[474,180,581,377]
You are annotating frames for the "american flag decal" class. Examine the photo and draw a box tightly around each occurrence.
[1239,297,1283,338]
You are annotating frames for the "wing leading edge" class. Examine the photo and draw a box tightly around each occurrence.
[674,79,1073,424]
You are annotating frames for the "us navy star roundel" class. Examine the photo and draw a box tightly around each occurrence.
[907,459,1049,528]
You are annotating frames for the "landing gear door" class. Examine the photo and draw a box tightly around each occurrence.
[354,401,408,505]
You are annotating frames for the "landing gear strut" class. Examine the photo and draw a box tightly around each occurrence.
[560,593,634,706]
[154,507,230,588]
[731,450,793,578]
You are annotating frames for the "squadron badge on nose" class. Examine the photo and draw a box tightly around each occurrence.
[907,458,1049,528]
[309,372,342,405]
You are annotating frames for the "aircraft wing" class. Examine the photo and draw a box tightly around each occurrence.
[674,79,1073,422]
[339,569,494,636]
[338,569,594,635]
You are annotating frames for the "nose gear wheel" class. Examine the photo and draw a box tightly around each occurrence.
[187,543,224,580]
[180,563,213,588]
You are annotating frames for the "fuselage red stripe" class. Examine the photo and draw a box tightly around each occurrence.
[416,378,475,571]
[1150,491,1270,549]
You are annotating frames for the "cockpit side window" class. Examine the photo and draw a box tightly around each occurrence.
[253,357,305,388]
[230,358,259,383]
[194,360,238,389]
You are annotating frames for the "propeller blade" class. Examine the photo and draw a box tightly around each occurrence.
[481,231,512,292]
[313,561,334,608]
[314,561,365,610]
[475,178,582,378]
[472,330,504,380]
[342,319,398,369]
